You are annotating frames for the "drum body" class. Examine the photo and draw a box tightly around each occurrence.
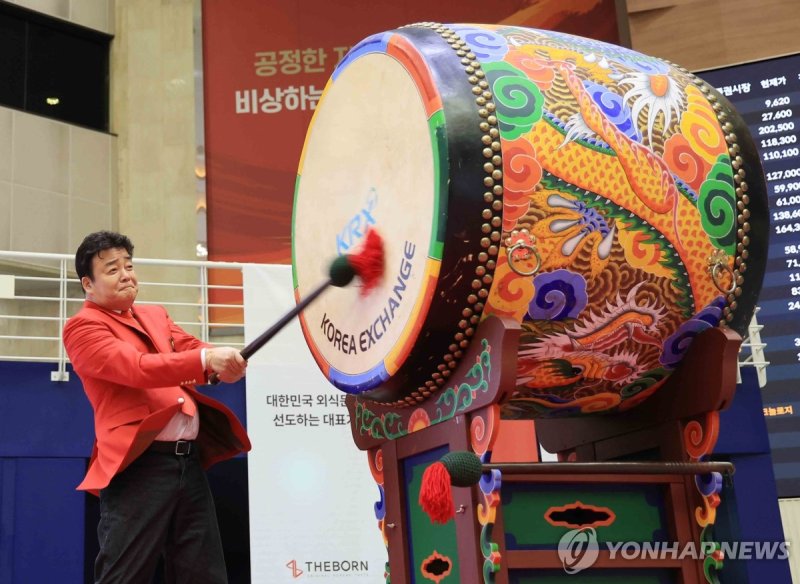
[292,24,768,417]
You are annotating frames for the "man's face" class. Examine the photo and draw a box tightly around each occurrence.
[82,247,138,311]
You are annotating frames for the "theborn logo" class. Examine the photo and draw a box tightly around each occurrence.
[285,558,370,578]
[285,559,303,578]
[336,187,377,255]
[557,529,790,575]
[558,527,600,574]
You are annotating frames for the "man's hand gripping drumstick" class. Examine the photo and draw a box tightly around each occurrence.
[208,228,385,384]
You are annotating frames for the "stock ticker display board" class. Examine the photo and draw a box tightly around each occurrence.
[700,53,800,496]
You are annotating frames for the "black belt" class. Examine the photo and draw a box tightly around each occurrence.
[148,440,194,456]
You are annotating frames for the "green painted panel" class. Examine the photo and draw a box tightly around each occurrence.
[404,447,460,583]
[502,483,668,548]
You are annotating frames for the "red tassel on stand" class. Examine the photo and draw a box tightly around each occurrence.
[346,228,384,295]
[419,461,455,524]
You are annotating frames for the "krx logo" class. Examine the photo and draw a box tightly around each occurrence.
[337,188,377,255]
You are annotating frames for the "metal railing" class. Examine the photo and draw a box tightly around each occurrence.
[0,250,770,388]
[0,250,257,382]
[738,307,769,388]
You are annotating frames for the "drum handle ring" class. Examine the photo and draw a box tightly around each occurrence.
[506,241,542,277]
[710,262,736,294]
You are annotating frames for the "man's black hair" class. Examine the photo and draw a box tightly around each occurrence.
[75,231,134,290]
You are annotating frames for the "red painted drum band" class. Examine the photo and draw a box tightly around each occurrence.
[291,23,768,418]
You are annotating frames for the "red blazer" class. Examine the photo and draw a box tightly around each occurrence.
[64,301,251,495]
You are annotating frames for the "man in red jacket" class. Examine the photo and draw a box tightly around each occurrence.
[64,231,251,584]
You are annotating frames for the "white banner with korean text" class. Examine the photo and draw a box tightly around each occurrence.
[243,265,386,583]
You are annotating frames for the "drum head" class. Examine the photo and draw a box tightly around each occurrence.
[293,37,447,396]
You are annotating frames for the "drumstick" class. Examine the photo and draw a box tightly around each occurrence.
[418,451,735,524]
[208,228,384,385]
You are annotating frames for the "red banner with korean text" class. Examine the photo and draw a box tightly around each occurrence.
[201,0,627,266]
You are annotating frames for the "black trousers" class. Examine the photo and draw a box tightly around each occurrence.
[95,446,228,584]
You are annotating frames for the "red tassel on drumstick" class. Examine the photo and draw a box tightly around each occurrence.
[209,228,384,384]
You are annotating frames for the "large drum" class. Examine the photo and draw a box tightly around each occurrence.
[292,23,768,417]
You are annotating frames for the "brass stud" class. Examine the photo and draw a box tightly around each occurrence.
[478,288,489,298]
[479,81,489,89]
[474,302,484,311]
[482,274,493,284]
[465,327,475,336]
[459,340,469,348]
[455,333,465,341]
[484,192,494,203]
[486,260,495,270]
[492,156,502,167]
[487,115,498,125]
[480,237,490,248]
[454,351,463,358]
[449,343,458,352]
[470,315,479,324]
[492,200,503,210]
[488,245,499,255]
[483,148,493,158]
[478,108,489,118]
[478,253,488,263]
[475,266,486,276]
[462,307,474,318]
[484,177,495,187]
[491,217,502,228]
[482,223,492,234]
[476,96,487,107]
[482,208,492,219]
[492,169,503,180]
[472,86,483,95]
[471,280,481,290]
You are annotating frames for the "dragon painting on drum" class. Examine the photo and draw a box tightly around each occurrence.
[292,24,768,418]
